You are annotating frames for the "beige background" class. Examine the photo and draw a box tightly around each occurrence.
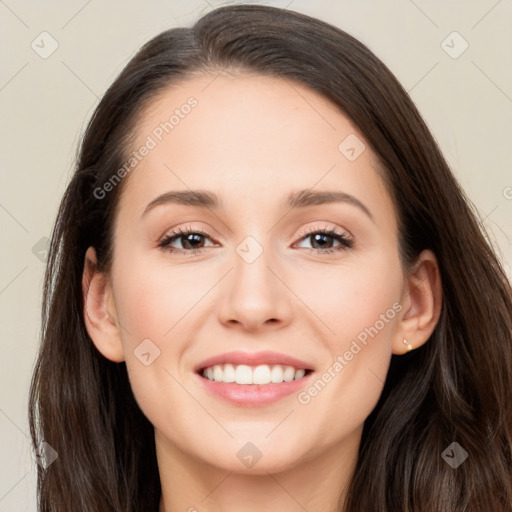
[1,0,511,509]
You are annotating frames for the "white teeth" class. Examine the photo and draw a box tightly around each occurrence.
[223,363,235,383]
[201,364,309,384]
[270,365,284,383]
[283,366,295,382]
[213,365,223,382]
[294,369,305,380]
[235,364,253,384]
[253,365,271,385]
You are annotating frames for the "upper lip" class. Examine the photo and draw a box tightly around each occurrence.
[195,351,315,372]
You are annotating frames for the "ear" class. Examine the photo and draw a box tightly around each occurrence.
[82,246,125,362]
[393,249,443,355]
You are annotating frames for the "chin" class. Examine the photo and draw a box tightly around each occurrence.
[192,434,311,475]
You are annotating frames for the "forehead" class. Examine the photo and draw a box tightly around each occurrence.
[117,72,394,222]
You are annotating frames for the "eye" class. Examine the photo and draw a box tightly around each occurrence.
[294,226,354,254]
[158,224,354,256]
[158,226,217,255]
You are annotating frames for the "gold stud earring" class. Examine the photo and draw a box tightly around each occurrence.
[403,338,413,352]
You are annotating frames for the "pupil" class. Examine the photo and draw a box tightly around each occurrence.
[184,234,202,249]
[313,234,332,248]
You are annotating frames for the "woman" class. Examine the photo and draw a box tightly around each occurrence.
[28,4,512,511]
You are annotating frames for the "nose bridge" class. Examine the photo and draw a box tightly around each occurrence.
[228,203,275,279]
[232,232,276,299]
[217,227,291,329]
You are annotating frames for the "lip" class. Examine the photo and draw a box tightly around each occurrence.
[195,371,314,407]
[194,350,315,407]
[194,350,315,373]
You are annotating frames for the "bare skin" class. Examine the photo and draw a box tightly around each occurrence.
[82,72,442,512]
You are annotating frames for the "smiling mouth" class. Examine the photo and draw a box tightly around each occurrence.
[199,363,313,385]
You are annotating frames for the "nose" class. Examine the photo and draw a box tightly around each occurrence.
[217,238,294,332]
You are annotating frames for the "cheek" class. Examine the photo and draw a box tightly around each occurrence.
[110,256,201,429]
[294,253,401,423]
[330,257,401,373]
[111,251,208,346]
[292,252,401,349]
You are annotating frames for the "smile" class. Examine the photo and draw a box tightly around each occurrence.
[195,351,316,406]
[201,363,311,384]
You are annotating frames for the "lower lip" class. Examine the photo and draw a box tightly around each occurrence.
[196,372,314,406]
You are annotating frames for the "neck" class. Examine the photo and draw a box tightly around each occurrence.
[156,427,361,512]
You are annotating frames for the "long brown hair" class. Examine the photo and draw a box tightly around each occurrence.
[28,4,512,511]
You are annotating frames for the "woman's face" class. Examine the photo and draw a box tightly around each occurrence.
[98,72,410,473]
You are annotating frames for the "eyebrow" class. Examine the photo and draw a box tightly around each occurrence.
[142,188,374,221]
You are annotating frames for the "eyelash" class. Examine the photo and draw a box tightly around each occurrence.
[158,225,354,256]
